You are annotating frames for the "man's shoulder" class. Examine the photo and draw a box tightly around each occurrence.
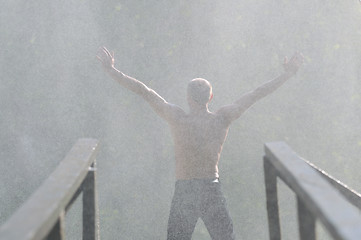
[164,103,187,123]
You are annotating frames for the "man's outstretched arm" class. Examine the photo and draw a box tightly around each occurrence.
[97,47,184,121]
[217,52,304,124]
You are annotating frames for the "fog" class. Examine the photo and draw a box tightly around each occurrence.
[1,1,361,239]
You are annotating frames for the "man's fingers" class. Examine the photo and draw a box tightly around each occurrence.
[97,46,116,70]
[299,53,305,64]
[98,47,114,63]
[97,48,107,59]
[102,46,109,53]
[102,47,112,57]
[294,53,304,66]
[289,53,297,64]
[96,55,103,62]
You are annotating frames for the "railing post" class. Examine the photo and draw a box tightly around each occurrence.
[264,157,281,240]
[46,211,65,240]
[82,162,99,240]
[297,196,315,240]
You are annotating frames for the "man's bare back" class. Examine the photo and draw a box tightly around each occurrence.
[97,47,303,180]
[97,47,303,239]
[169,109,229,179]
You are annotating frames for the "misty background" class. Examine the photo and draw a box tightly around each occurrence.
[1,1,361,239]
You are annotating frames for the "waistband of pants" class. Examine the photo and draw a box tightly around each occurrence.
[176,177,220,184]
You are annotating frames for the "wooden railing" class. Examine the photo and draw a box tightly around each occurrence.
[0,138,100,240]
[305,160,361,211]
[264,141,361,240]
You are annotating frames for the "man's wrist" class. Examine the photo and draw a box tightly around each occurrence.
[283,70,295,78]
[105,66,115,73]
[106,66,121,76]
[107,67,126,79]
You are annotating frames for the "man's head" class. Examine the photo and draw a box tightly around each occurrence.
[187,78,213,107]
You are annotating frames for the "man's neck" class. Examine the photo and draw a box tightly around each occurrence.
[189,104,209,114]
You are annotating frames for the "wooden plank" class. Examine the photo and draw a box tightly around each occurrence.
[45,211,65,240]
[305,160,361,211]
[297,196,315,240]
[0,138,99,240]
[264,142,361,240]
[263,157,281,240]
[82,164,100,240]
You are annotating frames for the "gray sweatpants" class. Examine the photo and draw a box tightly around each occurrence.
[167,179,236,240]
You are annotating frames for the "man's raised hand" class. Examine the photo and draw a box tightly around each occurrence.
[97,47,115,71]
[283,52,304,75]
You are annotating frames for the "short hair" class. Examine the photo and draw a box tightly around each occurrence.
[187,78,212,105]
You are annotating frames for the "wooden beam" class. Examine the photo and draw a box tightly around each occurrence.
[82,163,99,240]
[297,196,315,240]
[0,138,99,240]
[306,160,361,211]
[264,157,281,240]
[45,211,65,240]
[264,142,361,240]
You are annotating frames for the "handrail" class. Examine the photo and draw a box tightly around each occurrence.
[304,159,361,211]
[264,141,361,240]
[0,138,100,240]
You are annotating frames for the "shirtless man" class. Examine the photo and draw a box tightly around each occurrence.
[97,47,303,240]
